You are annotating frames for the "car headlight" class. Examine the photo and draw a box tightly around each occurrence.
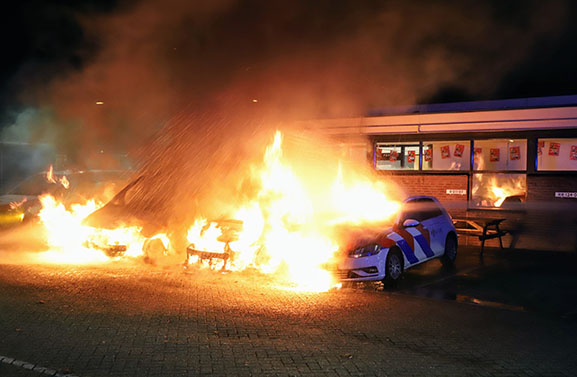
[348,243,382,258]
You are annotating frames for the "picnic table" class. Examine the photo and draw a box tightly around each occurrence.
[452,217,508,254]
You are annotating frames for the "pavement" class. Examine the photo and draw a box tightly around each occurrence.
[0,246,576,376]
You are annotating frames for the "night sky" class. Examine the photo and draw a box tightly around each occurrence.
[0,0,576,153]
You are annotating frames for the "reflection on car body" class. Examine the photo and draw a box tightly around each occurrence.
[334,196,458,284]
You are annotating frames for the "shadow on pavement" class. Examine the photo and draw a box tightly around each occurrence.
[400,246,577,318]
[347,245,577,319]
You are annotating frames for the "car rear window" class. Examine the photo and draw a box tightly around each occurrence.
[401,198,443,222]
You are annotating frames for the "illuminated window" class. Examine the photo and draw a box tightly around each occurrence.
[422,141,470,171]
[471,173,526,209]
[473,139,526,171]
[375,143,420,170]
[537,138,577,171]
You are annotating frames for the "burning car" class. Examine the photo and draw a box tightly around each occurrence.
[334,196,458,284]
[0,168,128,228]
[185,219,245,270]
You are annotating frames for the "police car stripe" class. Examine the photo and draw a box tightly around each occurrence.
[413,234,435,258]
[395,238,419,264]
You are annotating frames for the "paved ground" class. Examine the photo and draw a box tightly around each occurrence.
[0,248,577,376]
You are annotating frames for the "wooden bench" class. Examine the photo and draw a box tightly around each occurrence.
[452,218,508,254]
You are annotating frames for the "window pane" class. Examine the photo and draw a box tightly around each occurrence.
[375,143,420,170]
[537,138,577,171]
[473,139,526,171]
[471,173,527,209]
[422,141,470,171]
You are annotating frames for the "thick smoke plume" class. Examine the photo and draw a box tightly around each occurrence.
[1,0,570,227]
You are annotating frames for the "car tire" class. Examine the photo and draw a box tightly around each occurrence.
[441,234,458,266]
[383,248,403,287]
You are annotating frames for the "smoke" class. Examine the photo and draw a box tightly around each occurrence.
[6,0,569,154]
[1,0,571,226]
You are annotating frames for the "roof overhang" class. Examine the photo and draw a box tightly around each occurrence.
[301,106,577,135]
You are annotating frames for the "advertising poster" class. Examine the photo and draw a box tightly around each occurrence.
[424,148,432,162]
[490,148,500,162]
[375,148,384,160]
[389,150,398,162]
[549,142,560,156]
[509,146,520,161]
[440,145,450,159]
[570,145,577,161]
[454,144,465,158]
[407,150,415,163]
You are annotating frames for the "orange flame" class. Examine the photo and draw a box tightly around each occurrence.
[186,131,401,291]
[34,131,401,292]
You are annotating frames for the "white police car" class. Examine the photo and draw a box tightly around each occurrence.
[335,196,457,284]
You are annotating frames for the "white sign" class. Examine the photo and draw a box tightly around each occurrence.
[446,189,467,195]
[555,192,577,199]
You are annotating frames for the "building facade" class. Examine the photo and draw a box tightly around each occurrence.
[313,96,577,252]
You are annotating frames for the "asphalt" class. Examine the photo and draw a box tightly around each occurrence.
[0,246,576,376]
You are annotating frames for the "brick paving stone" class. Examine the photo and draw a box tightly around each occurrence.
[0,263,576,376]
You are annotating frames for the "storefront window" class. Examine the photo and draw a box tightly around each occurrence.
[422,141,470,171]
[471,173,527,209]
[473,139,526,171]
[536,138,577,171]
[375,143,420,170]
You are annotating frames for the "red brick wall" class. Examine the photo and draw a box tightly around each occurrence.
[378,173,469,217]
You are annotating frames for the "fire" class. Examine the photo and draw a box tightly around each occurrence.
[32,130,401,292]
[34,194,147,264]
[488,176,525,207]
[186,131,401,291]
[44,165,70,189]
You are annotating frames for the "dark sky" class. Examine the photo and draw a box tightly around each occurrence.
[0,0,576,153]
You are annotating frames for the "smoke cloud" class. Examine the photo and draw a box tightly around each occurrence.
[0,0,571,227]
[3,0,568,154]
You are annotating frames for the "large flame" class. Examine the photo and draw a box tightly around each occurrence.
[186,131,401,291]
[34,194,149,264]
[33,131,401,292]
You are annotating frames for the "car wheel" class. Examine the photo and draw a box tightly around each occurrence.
[142,237,168,265]
[441,234,458,266]
[383,248,403,286]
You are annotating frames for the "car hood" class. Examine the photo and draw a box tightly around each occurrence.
[337,225,395,252]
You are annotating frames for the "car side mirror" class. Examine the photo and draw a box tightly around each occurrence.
[403,219,420,228]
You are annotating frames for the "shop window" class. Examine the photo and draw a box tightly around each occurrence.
[422,141,470,171]
[471,173,526,209]
[536,138,577,171]
[375,143,420,170]
[473,139,526,171]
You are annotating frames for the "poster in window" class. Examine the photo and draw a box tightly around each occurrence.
[375,148,384,161]
[454,144,465,158]
[473,147,482,162]
[407,150,415,163]
[538,141,544,156]
[570,145,577,160]
[490,148,500,162]
[424,148,432,162]
[389,150,398,162]
[509,146,520,161]
[440,145,450,159]
[549,142,560,156]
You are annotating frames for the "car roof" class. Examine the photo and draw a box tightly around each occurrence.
[404,195,440,203]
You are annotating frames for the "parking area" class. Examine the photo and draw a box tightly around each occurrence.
[0,245,577,376]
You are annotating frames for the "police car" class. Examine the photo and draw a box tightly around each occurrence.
[335,196,457,284]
